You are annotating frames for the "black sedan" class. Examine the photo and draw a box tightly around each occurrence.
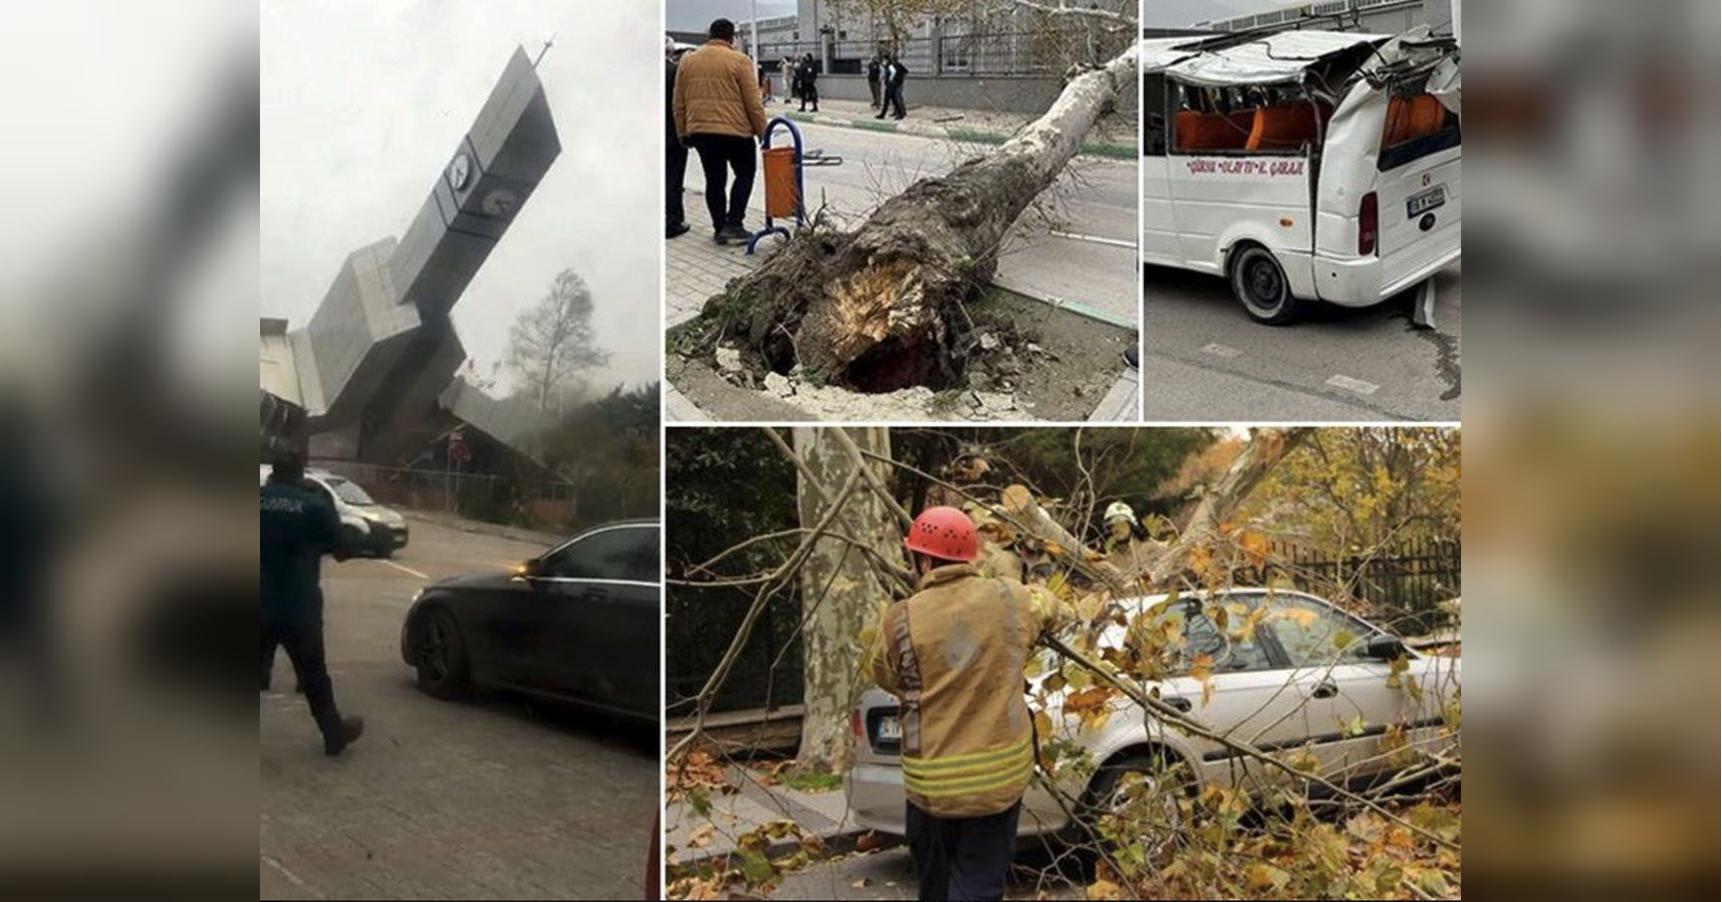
[399,519,660,722]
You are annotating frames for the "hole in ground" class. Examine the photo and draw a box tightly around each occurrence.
[843,337,961,394]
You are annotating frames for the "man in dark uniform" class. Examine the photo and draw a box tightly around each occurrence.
[260,450,363,756]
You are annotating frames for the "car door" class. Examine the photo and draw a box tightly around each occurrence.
[1140,72,1181,266]
[1141,595,1325,791]
[578,525,660,718]
[1257,593,1421,782]
[529,524,660,715]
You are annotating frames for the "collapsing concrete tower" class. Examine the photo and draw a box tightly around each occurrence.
[259,47,560,462]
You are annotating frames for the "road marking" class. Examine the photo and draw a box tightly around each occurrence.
[260,855,320,897]
[1201,343,1242,359]
[1325,374,1381,395]
[1049,230,1136,249]
[379,559,430,580]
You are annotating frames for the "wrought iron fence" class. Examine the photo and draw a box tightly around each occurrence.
[823,27,1134,78]
[1239,536,1462,636]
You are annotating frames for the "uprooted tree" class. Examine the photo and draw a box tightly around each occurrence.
[679,42,1139,393]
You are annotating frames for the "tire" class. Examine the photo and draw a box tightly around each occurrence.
[1075,752,1193,865]
[414,607,471,700]
[1229,245,1301,325]
[340,524,367,558]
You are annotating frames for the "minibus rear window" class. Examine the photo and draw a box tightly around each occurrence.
[1379,92,1461,170]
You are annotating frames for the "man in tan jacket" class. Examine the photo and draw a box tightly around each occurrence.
[871,506,1063,902]
[671,19,767,245]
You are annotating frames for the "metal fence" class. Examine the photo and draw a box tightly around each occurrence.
[812,27,1134,78]
[309,460,579,531]
[1239,536,1461,636]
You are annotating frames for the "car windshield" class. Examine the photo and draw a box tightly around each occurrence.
[323,477,375,505]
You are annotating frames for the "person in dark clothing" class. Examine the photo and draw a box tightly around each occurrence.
[906,801,1023,902]
[665,45,689,239]
[796,53,819,112]
[866,56,883,110]
[878,53,908,120]
[261,451,363,757]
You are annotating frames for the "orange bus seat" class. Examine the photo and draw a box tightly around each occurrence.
[1176,109,1253,151]
[1246,104,1318,152]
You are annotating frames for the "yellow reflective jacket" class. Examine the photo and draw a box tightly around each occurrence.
[869,563,1062,818]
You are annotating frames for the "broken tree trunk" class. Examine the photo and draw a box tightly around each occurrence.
[1148,428,1314,584]
[694,44,1139,392]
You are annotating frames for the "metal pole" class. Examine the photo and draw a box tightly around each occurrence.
[749,0,759,64]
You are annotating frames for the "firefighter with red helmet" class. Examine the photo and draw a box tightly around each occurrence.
[869,506,1063,902]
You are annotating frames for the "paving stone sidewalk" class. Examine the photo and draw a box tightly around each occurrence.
[664,763,861,864]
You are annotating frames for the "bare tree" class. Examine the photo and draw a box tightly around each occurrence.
[505,269,609,411]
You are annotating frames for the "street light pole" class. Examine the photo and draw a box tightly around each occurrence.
[749,0,759,63]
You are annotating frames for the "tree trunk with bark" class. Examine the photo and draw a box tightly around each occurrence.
[1148,427,1314,584]
[688,45,1139,392]
[793,427,904,773]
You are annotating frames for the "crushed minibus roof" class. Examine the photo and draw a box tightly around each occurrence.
[1143,27,1457,105]
[1142,30,1391,86]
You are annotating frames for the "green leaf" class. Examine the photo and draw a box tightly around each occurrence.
[737,848,775,886]
[687,786,711,818]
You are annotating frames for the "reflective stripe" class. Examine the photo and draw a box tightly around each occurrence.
[901,735,1034,797]
[901,734,1032,775]
[903,756,1035,798]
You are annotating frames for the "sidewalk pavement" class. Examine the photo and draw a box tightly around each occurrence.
[400,509,564,546]
[665,762,861,864]
[771,96,1137,157]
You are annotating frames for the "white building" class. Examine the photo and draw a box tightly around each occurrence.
[1197,0,1455,36]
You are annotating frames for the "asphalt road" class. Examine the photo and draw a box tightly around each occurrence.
[1144,261,1462,422]
[683,118,1140,326]
[260,517,659,899]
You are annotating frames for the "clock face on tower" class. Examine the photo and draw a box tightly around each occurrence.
[447,154,472,191]
[481,188,519,218]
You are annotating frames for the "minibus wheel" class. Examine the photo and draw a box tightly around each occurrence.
[1230,246,1299,325]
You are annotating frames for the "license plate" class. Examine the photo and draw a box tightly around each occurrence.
[875,715,901,742]
[1407,184,1446,217]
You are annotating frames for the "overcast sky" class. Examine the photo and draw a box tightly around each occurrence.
[1145,0,1295,27]
[667,0,796,32]
[261,0,659,395]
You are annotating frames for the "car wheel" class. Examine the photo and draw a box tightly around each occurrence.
[415,608,470,699]
[1076,753,1192,865]
[340,524,367,557]
[1230,245,1300,325]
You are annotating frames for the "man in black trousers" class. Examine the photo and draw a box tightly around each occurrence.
[261,450,364,757]
[796,53,819,113]
[665,39,689,239]
[877,52,908,120]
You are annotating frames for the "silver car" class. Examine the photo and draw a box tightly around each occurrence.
[848,588,1461,838]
